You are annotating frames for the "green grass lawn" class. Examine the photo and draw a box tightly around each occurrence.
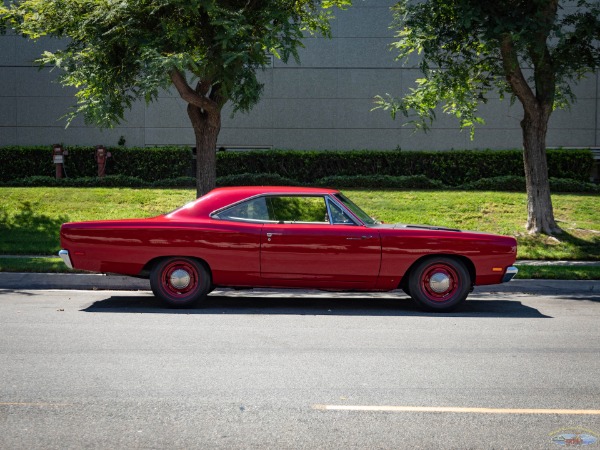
[1,187,598,261]
[515,265,600,280]
[347,190,600,261]
[0,257,69,273]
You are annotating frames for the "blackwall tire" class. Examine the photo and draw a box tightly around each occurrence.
[408,256,471,312]
[150,257,211,308]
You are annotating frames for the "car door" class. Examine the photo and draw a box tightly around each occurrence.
[260,195,381,288]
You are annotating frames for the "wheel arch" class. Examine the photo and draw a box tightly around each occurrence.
[399,254,475,291]
[140,255,213,281]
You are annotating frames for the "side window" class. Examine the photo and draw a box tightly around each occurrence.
[219,197,269,222]
[266,196,328,223]
[327,199,356,225]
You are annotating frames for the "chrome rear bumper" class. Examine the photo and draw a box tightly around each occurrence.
[58,249,73,269]
[502,266,518,282]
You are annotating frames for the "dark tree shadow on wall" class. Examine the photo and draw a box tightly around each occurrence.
[0,202,69,254]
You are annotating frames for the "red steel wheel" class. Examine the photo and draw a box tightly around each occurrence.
[150,257,211,307]
[408,256,471,312]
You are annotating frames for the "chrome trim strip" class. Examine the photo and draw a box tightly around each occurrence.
[502,266,518,283]
[58,250,73,269]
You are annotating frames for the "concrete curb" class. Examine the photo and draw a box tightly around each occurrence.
[0,273,150,291]
[0,272,597,295]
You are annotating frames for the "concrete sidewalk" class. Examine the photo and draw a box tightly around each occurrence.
[0,272,597,296]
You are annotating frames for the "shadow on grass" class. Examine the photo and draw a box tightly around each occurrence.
[0,202,68,254]
[518,228,600,260]
[81,294,551,318]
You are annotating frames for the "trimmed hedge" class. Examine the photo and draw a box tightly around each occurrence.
[0,146,595,186]
[217,173,301,187]
[315,174,445,189]
[0,175,196,188]
[216,149,594,185]
[0,146,192,182]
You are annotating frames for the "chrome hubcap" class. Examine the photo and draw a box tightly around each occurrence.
[170,269,191,290]
[429,272,450,293]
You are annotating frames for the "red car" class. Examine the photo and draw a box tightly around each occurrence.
[59,186,518,311]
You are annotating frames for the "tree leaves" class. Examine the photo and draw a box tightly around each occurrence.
[378,0,600,136]
[2,0,348,127]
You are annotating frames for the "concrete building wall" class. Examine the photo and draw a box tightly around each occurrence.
[1,0,599,150]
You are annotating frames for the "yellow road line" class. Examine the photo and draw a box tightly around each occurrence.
[313,405,600,415]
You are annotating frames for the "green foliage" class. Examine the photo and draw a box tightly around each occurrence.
[515,266,600,280]
[548,177,600,194]
[268,196,327,222]
[0,201,68,255]
[3,174,598,194]
[458,176,527,192]
[2,147,595,188]
[157,177,196,188]
[0,257,71,273]
[2,187,598,259]
[216,149,593,185]
[2,0,349,127]
[315,175,445,189]
[0,146,56,179]
[375,0,600,135]
[0,146,192,182]
[2,0,349,195]
[216,173,301,187]
[109,147,192,181]
[454,176,599,193]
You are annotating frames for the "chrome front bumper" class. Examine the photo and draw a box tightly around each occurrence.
[502,266,518,283]
[58,249,73,269]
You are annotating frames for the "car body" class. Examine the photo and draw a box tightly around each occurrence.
[59,186,518,311]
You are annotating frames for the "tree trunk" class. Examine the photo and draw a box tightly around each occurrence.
[500,30,560,235]
[520,109,560,235]
[169,70,223,198]
[190,107,220,197]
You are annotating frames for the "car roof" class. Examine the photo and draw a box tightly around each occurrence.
[167,186,340,220]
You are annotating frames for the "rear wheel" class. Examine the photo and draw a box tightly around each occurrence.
[150,257,211,308]
[408,256,471,312]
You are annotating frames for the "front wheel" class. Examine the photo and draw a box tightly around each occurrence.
[150,257,211,308]
[408,257,471,312]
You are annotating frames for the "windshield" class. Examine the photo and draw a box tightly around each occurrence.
[334,193,377,225]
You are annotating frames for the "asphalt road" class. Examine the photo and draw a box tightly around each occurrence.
[1,288,599,449]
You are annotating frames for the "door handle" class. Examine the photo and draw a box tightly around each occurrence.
[266,232,282,242]
[346,235,373,240]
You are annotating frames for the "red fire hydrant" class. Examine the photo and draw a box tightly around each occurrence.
[95,145,111,177]
[52,144,68,179]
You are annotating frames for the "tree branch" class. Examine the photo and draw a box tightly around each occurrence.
[500,33,537,113]
[528,0,558,116]
[169,69,218,114]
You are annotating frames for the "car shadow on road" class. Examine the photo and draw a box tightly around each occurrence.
[81,294,551,318]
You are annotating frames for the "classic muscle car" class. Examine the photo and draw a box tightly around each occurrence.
[59,186,518,311]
